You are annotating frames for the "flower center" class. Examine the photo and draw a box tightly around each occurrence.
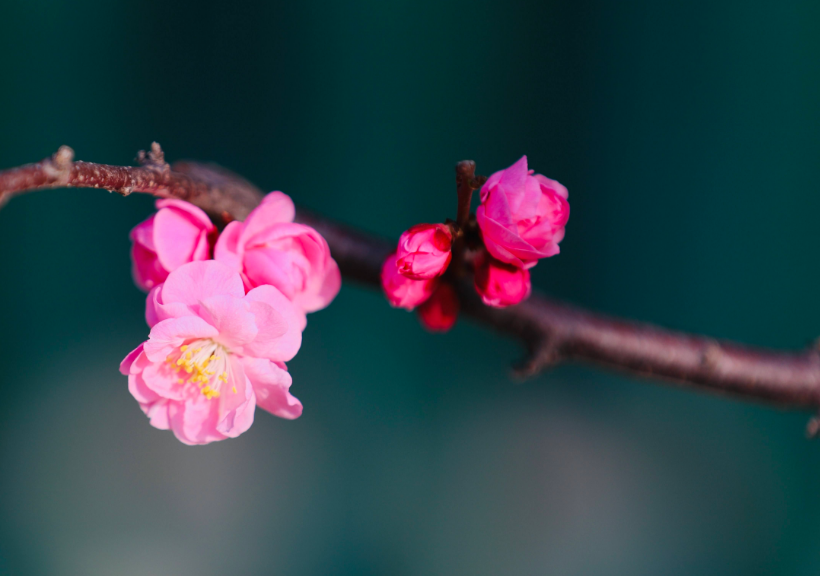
[165,339,236,399]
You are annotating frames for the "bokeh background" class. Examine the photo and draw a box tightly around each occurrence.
[1,0,820,574]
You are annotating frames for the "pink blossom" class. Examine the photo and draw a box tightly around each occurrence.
[396,223,453,280]
[381,253,437,310]
[476,156,569,269]
[417,282,459,332]
[130,199,217,291]
[121,260,304,445]
[474,252,531,308]
[215,191,341,329]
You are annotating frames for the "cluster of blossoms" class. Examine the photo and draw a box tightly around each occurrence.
[381,156,569,331]
[122,193,340,444]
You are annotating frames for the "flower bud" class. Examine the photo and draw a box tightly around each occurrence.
[214,192,341,330]
[130,199,216,291]
[474,252,531,308]
[417,282,459,332]
[381,253,437,310]
[476,155,569,269]
[396,223,453,279]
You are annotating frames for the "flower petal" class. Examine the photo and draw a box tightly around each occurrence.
[244,285,303,360]
[213,220,244,272]
[168,396,226,445]
[161,261,245,308]
[143,316,219,362]
[153,204,212,271]
[142,399,171,430]
[239,191,296,246]
[120,344,145,375]
[243,357,302,420]
[198,295,258,349]
[216,358,256,437]
[145,284,193,328]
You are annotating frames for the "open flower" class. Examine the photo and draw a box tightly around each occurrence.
[121,260,304,445]
[215,191,341,329]
[130,199,217,291]
[396,223,453,279]
[476,156,569,269]
[474,252,531,308]
[381,252,437,310]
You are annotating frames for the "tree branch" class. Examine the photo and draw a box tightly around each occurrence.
[3,145,820,429]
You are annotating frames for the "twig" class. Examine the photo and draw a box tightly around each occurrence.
[3,145,820,426]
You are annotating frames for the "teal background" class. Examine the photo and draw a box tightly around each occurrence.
[1,0,820,574]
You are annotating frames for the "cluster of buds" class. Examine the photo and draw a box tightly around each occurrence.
[381,156,569,332]
[123,192,340,444]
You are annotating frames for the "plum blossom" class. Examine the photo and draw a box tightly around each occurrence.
[121,260,303,445]
[381,252,437,310]
[215,191,341,329]
[396,223,453,280]
[417,282,459,332]
[130,199,217,291]
[474,251,531,308]
[476,156,569,269]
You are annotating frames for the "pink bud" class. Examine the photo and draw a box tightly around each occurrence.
[474,252,531,308]
[130,199,217,291]
[417,282,459,332]
[476,156,569,269]
[395,223,453,279]
[381,253,437,310]
[213,191,341,329]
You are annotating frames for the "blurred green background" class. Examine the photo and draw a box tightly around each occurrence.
[1,0,820,574]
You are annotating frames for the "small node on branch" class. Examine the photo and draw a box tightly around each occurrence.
[806,414,820,439]
[137,142,169,172]
[53,145,74,169]
[700,341,724,369]
[513,338,562,378]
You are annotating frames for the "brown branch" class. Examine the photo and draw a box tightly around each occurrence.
[0,143,262,222]
[3,145,820,431]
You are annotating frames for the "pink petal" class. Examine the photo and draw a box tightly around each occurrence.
[155,198,215,229]
[244,285,303,361]
[215,357,256,437]
[198,295,258,349]
[476,207,546,267]
[213,221,245,272]
[161,261,245,307]
[142,399,171,430]
[131,242,168,292]
[129,215,156,251]
[129,371,160,404]
[153,206,211,271]
[168,397,225,445]
[143,316,219,362]
[140,359,187,401]
[294,257,341,315]
[243,357,302,420]
[120,344,145,375]
[239,191,296,246]
[534,174,569,199]
[145,284,193,328]
[498,155,529,194]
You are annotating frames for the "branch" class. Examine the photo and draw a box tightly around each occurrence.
[3,146,820,430]
[0,143,262,221]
